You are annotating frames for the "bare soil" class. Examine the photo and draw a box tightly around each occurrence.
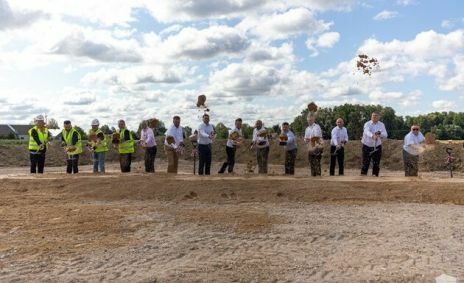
[0,162,464,282]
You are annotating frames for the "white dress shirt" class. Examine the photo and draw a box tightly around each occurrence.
[304,123,322,140]
[140,127,156,147]
[226,128,242,148]
[197,123,214,145]
[331,126,349,146]
[361,121,388,147]
[164,124,184,148]
[403,131,425,155]
[252,127,269,148]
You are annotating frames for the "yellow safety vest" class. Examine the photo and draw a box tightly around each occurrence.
[62,128,83,155]
[28,126,49,151]
[88,128,108,153]
[117,128,135,154]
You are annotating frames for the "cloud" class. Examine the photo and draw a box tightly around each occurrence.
[9,0,137,26]
[81,65,188,88]
[306,31,340,56]
[242,8,332,41]
[396,0,417,6]
[51,31,143,63]
[62,91,96,105]
[432,100,455,111]
[144,0,357,22]
[144,0,267,22]
[352,30,464,91]
[0,0,45,30]
[208,63,283,97]
[161,25,249,60]
[373,10,399,21]
[244,42,294,64]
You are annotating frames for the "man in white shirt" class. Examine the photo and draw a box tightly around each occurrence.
[304,113,323,176]
[280,122,297,175]
[330,118,348,176]
[361,111,388,176]
[403,124,425,176]
[139,121,157,173]
[164,116,184,174]
[197,113,215,175]
[251,120,269,174]
[218,118,243,174]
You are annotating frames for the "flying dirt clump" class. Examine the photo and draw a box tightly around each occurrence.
[356,54,380,76]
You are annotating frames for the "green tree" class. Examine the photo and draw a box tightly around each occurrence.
[214,122,229,139]
[241,123,254,139]
[46,118,60,129]
[73,126,87,140]
[100,124,112,134]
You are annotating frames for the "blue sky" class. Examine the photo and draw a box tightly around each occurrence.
[0,0,463,129]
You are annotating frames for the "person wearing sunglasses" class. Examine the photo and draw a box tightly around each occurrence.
[403,125,425,176]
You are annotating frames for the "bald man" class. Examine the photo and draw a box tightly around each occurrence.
[330,118,349,176]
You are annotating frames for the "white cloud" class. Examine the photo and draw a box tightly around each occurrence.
[396,0,417,6]
[373,10,399,21]
[244,42,294,64]
[51,31,143,62]
[81,65,188,88]
[354,30,464,90]
[9,0,138,26]
[432,100,455,111]
[0,0,45,30]
[306,31,340,56]
[62,90,96,105]
[242,8,332,41]
[160,25,249,60]
[143,0,356,23]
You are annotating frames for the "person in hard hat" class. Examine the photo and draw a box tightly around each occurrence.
[61,120,83,174]
[28,115,50,174]
[88,119,108,173]
[115,119,135,173]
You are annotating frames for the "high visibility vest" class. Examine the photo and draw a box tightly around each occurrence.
[118,128,135,154]
[62,128,83,155]
[88,128,108,153]
[28,126,49,151]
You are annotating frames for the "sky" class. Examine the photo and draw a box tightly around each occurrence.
[0,0,463,130]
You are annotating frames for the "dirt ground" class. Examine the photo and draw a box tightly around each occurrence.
[1,161,464,282]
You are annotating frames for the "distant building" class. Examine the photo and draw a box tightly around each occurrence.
[0,124,32,140]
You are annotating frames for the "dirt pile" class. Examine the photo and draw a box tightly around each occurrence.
[0,139,462,172]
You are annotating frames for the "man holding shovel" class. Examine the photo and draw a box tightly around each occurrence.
[361,112,388,177]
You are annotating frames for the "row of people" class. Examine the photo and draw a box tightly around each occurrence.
[28,111,425,176]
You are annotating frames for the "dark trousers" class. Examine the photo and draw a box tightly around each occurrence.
[30,153,45,174]
[308,149,322,176]
[330,146,345,176]
[120,153,132,173]
[256,147,269,174]
[219,146,236,173]
[285,149,297,175]
[66,154,79,174]
[361,144,382,176]
[144,146,157,173]
[198,144,212,175]
[403,149,419,176]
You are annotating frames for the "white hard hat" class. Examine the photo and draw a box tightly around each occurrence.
[91,119,100,126]
[35,115,45,121]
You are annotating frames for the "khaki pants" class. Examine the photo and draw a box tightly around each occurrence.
[165,146,178,173]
